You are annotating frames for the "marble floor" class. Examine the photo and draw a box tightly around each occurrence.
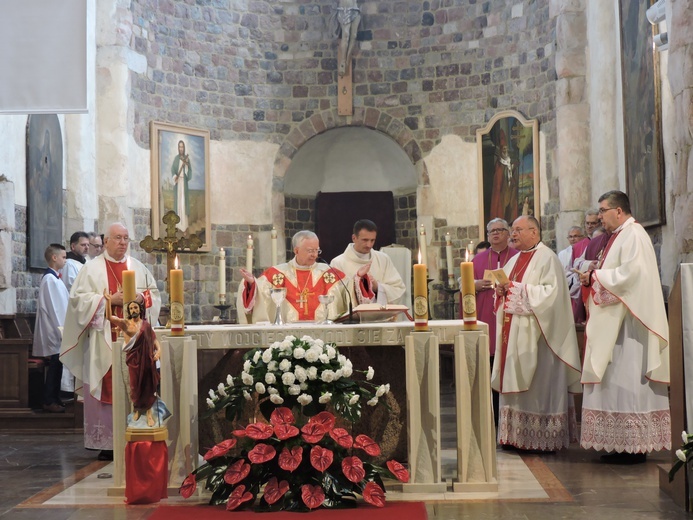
[0,430,687,520]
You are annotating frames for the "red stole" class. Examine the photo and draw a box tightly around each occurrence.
[102,259,129,404]
[498,249,536,393]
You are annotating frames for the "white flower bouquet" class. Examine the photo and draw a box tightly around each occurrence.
[669,430,693,481]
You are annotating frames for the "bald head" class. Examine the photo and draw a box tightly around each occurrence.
[510,215,540,251]
[104,222,130,261]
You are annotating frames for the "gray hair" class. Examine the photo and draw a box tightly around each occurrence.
[486,218,510,232]
[292,230,318,249]
[585,209,599,218]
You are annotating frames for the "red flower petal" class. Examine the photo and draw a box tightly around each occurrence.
[233,429,247,438]
[308,411,336,431]
[246,422,274,440]
[248,443,277,464]
[301,422,326,444]
[223,459,251,485]
[362,481,386,507]
[341,456,365,483]
[278,446,303,472]
[226,484,254,511]
[386,460,410,483]
[354,434,381,456]
[301,483,325,509]
[329,427,353,448]
[263,477,290,505]
[270,407,295,426]
[203,438,237,461]
[274,423,299,440]
[309,445,334,472]
[179,473,197,498]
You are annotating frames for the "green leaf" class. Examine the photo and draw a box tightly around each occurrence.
[669,459,685,482]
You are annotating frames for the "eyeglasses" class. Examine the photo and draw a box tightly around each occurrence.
[305,248,322,255]
[110,235,130,243]
[90,243,103,249]
[567,235,584,240]
[487,228,508,235]
[597,207,617,215]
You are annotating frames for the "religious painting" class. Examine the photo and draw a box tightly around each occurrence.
[619,0,665,227]
[150,121,211,250]
[477,110,539,237]
[26,114,63,268]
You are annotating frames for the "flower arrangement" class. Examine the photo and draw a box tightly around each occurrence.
[181,335,409,511]
[669,430,693,481]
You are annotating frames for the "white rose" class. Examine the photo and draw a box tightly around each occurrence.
[319,392,332,404]
[349,394,360,405]
[300,335,312,342]
[253,351,261,363]
[297,393,313,406]
[326,345,336,359]
[243,390,252,401]
[270,394,284,404]
[208,389,216,399]
[279,359,292,372]
[321,370,336,383]
[262,349,273,363]
[305,348,320,363]
[243,360,252,372]
[366,366,374,380]
[267,386,279,395]
[342,365,353,378]
[367,397,378,406]
[334,369,343,380]
[268,360,278,371]
[337,354,347,365]
[265,372,277,385]
[270,341,282,350]
[307,366,318,380]
[280,340,293,351]
[376,384,387,397]
[288,384,301,396]
[677,449,688,462]
[255,382,266,394]
[319,354,330,364]
[282,372,296,386]
[293,347,306,359]
[285,335,296,342]
[217,383,227,397]
[206,398,215,408]
[314,339,324,347]
[683,431,689,444]
[241,371,253,385]
[294,366,308,383]
[226,374,234,386]
[300,382,308,390]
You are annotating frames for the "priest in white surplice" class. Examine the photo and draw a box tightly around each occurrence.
[492,215,582,452]
[579,190,670,463]
[237,230,347,323]
[330,219,406,307]
[60,223,160,460]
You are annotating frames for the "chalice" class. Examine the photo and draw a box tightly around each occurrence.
[317,294,335,324]
[270,287,286,326]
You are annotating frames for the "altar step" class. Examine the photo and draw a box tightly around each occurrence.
[0,400,83,432]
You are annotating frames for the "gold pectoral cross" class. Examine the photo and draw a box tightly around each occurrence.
[297,289,313,315]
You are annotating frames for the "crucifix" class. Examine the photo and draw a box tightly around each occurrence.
[334,0,361,116]
[139,210,203,293]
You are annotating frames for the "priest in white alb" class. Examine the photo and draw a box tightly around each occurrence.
[60,223,160,461]
[237,230,347,323]
[579,190,670,464]
[330,219,406,307]
[493,215,582,452]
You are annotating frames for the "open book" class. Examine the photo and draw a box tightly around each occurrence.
[335,304,413,323]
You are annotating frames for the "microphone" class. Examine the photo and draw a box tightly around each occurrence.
[317,257,354,323]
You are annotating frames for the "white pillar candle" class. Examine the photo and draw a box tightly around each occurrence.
[445,232,454,287]
[271,227,278,266]
[246,235,254,272]
[418,224,427,266]
[218,248,226,304]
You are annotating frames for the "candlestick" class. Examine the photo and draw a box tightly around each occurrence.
[271,227,278,266]
[418,224,427,266]
[413,262,428,331]
[246,234,254,272]
[445,232,454,287]
[170,256,184,336]
[122,267,136,305]
[460,261,477,330]
[218,248,226,304]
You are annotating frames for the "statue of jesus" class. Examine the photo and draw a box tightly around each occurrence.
[333,0,361,77]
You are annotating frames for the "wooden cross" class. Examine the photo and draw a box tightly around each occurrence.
[139,210,202,292]
[337,47,353,116]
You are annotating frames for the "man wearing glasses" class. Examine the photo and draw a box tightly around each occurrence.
[579,190,670,463]
[60,222,161,461]
[238,230,347,323]
[87,232,103,260]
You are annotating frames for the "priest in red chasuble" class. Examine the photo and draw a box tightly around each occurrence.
[237,230,347,323]
[492,215,581,452]
[60,223,161,460]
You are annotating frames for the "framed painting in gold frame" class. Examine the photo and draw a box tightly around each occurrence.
[150,121,211,251]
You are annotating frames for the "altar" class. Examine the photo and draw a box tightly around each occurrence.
[109,320,497,495]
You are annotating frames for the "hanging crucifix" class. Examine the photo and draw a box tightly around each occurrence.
[333,0,361,116]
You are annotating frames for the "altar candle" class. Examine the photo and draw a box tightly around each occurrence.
[271,228,278,266]
[418,224,427,266]
[122,263,136,305]
[413,253,428,331]
[218,248,226,304]
[246,235,254,272]
[170,256,184,336]
[445,232,454,287]
[466,240,475,262]
[460,260,477,330]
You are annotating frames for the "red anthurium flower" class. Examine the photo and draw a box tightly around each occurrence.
[226,484,254,510]
[362,481,386,507]
[386,460,410,483]
[223,459,251,485]
[263,477,290,505]
[309,411,336,431]
[278,446,303,472]
[354,434,381,456]
[301,422,326,443]
[203,438,237,461]
[248,443,277,464]
[309,445,334,472]
[246,422,274,440]
[270,407,295,426]
[274,423,300,440]
[301,483,325,509]
[233,429,247,438]
[329,427,353,448]
[179,473,197,498]
[341,456,365,483]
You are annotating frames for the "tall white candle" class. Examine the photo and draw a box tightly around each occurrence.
[271,227,278,266]
[218,248,226,304]
[445,232,454,287]
[246,235,254,272]
[418,224,427,266]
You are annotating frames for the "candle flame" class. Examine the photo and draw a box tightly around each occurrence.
[418,249,422,264]
[419,224,425,235]
[465,249,470,262]
[126,257,131,270]
[174,255,179,270]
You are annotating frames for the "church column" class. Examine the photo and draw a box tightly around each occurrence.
[0,179,16,314]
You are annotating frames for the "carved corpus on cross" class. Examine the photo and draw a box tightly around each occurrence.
[334,0,361,116]
[140,210,202,292]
